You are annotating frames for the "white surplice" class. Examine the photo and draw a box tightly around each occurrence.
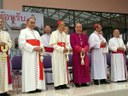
[18,27,46,92]
[88,31,107,80]
[49,30,69,87]
[109,37,127,82]
[0,30,12,93]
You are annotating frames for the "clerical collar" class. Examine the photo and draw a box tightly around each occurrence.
[26,27,34,31]
[94,31,100,34]
[76,32,81,34]
[57,30,63,33]
[45,33,50,36]
[114,36,120,39]
[45,33,50,35]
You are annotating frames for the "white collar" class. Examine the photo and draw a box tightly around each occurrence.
[26,27,34,31]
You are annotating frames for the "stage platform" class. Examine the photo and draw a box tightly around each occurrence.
[12,82,128,96]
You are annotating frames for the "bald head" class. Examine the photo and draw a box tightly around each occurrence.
[26,17,36,29]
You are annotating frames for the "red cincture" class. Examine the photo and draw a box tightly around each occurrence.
[44,47,53,52]
[57,42,66,48]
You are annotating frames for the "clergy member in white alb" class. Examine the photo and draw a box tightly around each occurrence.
[18,17,46,93]
[41,25,53,84]
[0,17,12,96]
[41,25,53,55]
[49,20,70,90]
[109,29,127,82]
[88,24,109,85]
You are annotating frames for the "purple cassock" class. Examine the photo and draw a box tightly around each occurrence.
[70,32,90,85]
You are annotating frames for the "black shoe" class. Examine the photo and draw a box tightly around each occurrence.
[117,80,127,83]
[81,83,89,87]
[35,89,42,92]
[55,86,61,90]
[101,79,110,84]
[0,92,10,96]
[27,90,36,93]
[94,80,100,85]
[100,79,104,84]
[61,84,70,89]
[6,93,10,96]
[75,84,81,87]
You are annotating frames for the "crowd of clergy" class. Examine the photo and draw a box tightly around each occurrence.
[0,16,128,96]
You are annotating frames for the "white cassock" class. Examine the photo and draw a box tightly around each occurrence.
[49,30,69,87]
[41,34,53,83]
[88,31,107,80]
[0,30,12,93]
[41,34,52,56]
[19,27,46,92]
[109,37,127,82]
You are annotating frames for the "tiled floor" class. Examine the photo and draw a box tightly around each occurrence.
[11,82,128,96]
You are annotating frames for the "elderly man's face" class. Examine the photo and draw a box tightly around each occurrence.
[0,19,3,29]
[96,25,102,32]
[75,23,82,33]
[27,18,36,29]
[59,22,65,31]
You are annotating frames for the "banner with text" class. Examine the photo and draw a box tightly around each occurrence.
[0,9,44,30]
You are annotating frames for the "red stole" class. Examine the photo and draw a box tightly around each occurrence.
[26,39,44,80]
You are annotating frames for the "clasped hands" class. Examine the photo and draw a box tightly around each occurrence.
[100,41,106,47]
[63,48,68,53]
[117,47,124,51]
[81,46,89,53]
[33,47,43,52]
[0,41,6,46]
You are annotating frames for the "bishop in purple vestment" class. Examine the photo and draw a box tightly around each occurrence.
[70,23,90,87]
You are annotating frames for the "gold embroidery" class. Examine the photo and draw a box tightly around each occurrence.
[1,45,8,60]
[1,44,8,91]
